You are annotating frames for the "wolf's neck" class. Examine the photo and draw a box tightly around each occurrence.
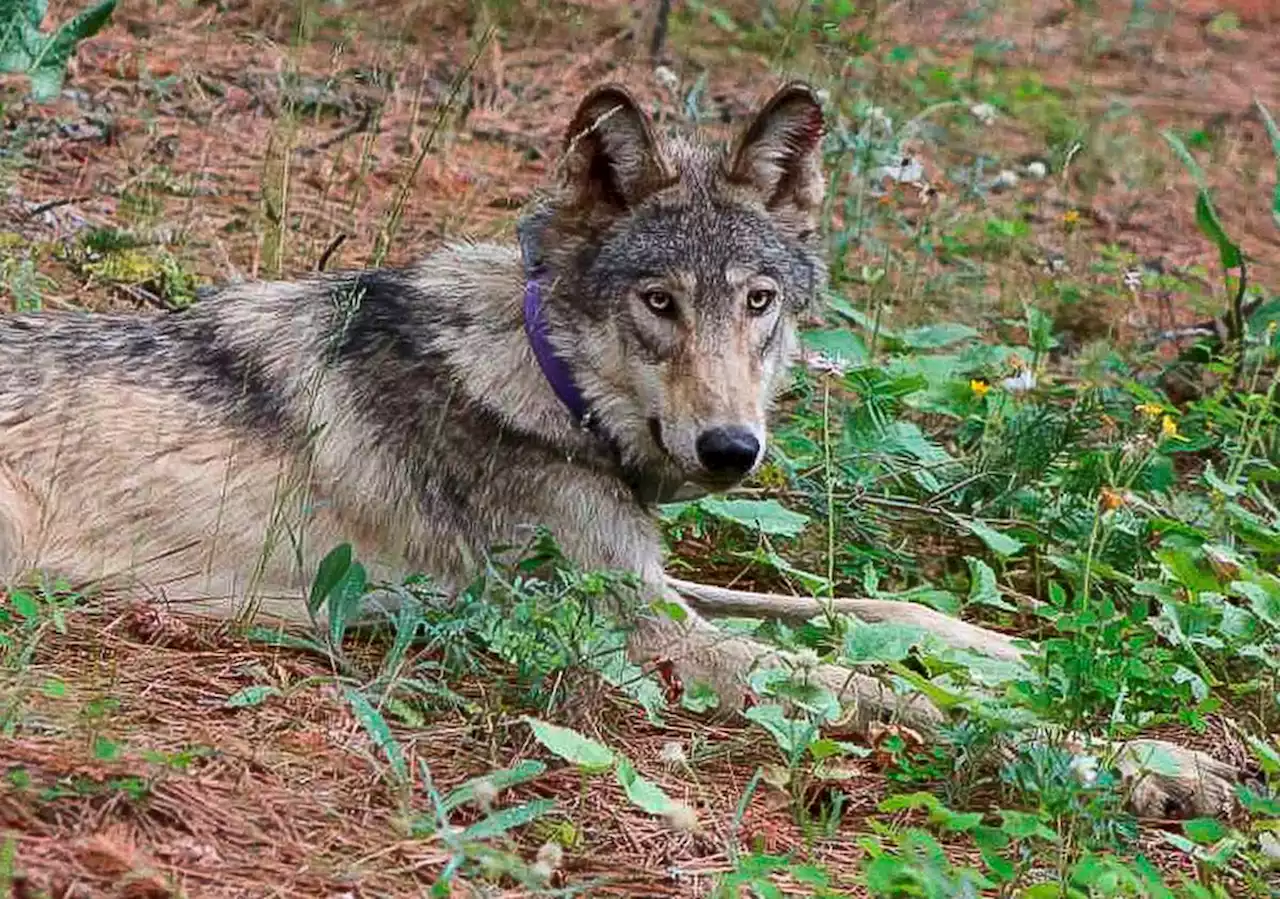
[415,242,604,454]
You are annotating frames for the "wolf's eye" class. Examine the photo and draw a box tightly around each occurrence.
[746,288,778,315]
[641,289,677,318]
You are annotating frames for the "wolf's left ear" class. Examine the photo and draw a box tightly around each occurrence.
[727,83,826,232]
[562,85,672,212]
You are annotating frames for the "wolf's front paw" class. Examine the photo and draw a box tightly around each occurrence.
[1114,739,1240,818]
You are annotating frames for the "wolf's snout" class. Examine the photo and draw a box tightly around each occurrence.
[695,426,761,479]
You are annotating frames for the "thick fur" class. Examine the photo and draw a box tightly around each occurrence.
[0,84,1238,818]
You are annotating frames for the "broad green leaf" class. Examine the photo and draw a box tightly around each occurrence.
[744,703,814,757]
[899,322,979,349]
[696,497,809,538]
[327,561,368,646]
[225,685,280,708]
[522,716,614,772]
[9,591,38,620]
[0,0,117,102]
[843,621,927,663]
[1183,817,1229,844]
[965,556,1017,610]
[1230,580,1280,628]
[801,328,867,366]
[459,799,555,841]
[344,687,409,784]
[309,543,353,617]
[441,760,547,814]
[615,757,680,816]
[965,520,1024,558]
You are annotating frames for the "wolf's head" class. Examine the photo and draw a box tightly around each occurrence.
[522,82,828,494]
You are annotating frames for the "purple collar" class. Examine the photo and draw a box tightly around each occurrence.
[522,277,590,424]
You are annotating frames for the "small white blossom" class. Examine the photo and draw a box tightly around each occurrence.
[665,802,699,833]
[653,65,679,93]
[864,105,893,131]
[792,648,821,671]
[970,102,998,126]
[804,351,847,377]
[1026,160,1048,179]
[876,155,924,184]
[659,741,687,766]
[536,841,564,871]
[1001,368,1037,393]
[1069,753,1099,787]
[990,169,1020,192]
[471,777,498,811]
[1123,268,1143,292]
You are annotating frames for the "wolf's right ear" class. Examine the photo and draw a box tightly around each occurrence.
[561,85,672,212]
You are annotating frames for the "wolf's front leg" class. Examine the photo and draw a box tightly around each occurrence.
[626,591,945,735]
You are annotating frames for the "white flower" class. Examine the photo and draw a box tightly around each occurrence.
[536,841,564,871]
[471,777,498,811]
[1123,269,1143,292]
[665,802,699,833]
[970,102,998,126]
[864,105,893,131]
[990,169,1019,192]
[653,65,679,93]
[1069,753,1099,787]
[1001,368,1037,393]
[804,351,847,377]
[659,741,687,765]
[1026,160,1048,179]
[876,155,924,184]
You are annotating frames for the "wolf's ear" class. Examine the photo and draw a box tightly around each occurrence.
[727,83,825,230]
[562,85,672,211]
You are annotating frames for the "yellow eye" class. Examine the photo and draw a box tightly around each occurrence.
[642,289,676,317]
[746,287,777,314]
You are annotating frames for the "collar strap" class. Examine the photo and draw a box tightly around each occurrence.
[522,276,591,425]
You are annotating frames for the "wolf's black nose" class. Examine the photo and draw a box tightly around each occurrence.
[696,426,761,479]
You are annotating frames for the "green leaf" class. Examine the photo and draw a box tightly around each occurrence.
[0,0,117,102]
[899,322,979,349]
[344,687,409,784]
[965,556,1016,610]
[1194,190,1243,269]
[615,757,679,816]
[965,520,1024,558]
[1183,817,1229,844]
[309,543,353,617]
[9,591,38,620]
[744,703,814,757]
[522,717,614,772]
[1162,130,1242,269]
[459,799,555,841]
[441,760,547,814]
[843,621,927,663]
[1254,99,1280,231]
[225,685,280,709]
[327,561,367,646]
[695,497,809,538]
[801,328,867,366]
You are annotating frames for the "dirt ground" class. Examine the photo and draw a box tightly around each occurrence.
[2,0,1279,895]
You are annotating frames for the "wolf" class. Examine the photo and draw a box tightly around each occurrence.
[0,82,1236,817]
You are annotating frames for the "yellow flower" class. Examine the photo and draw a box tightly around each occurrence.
[970,379,991,397]
[1063,209,1081,226]
[1135,402,1164,417]
[1099,487,1125,511]
[1161,415,1180,439]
